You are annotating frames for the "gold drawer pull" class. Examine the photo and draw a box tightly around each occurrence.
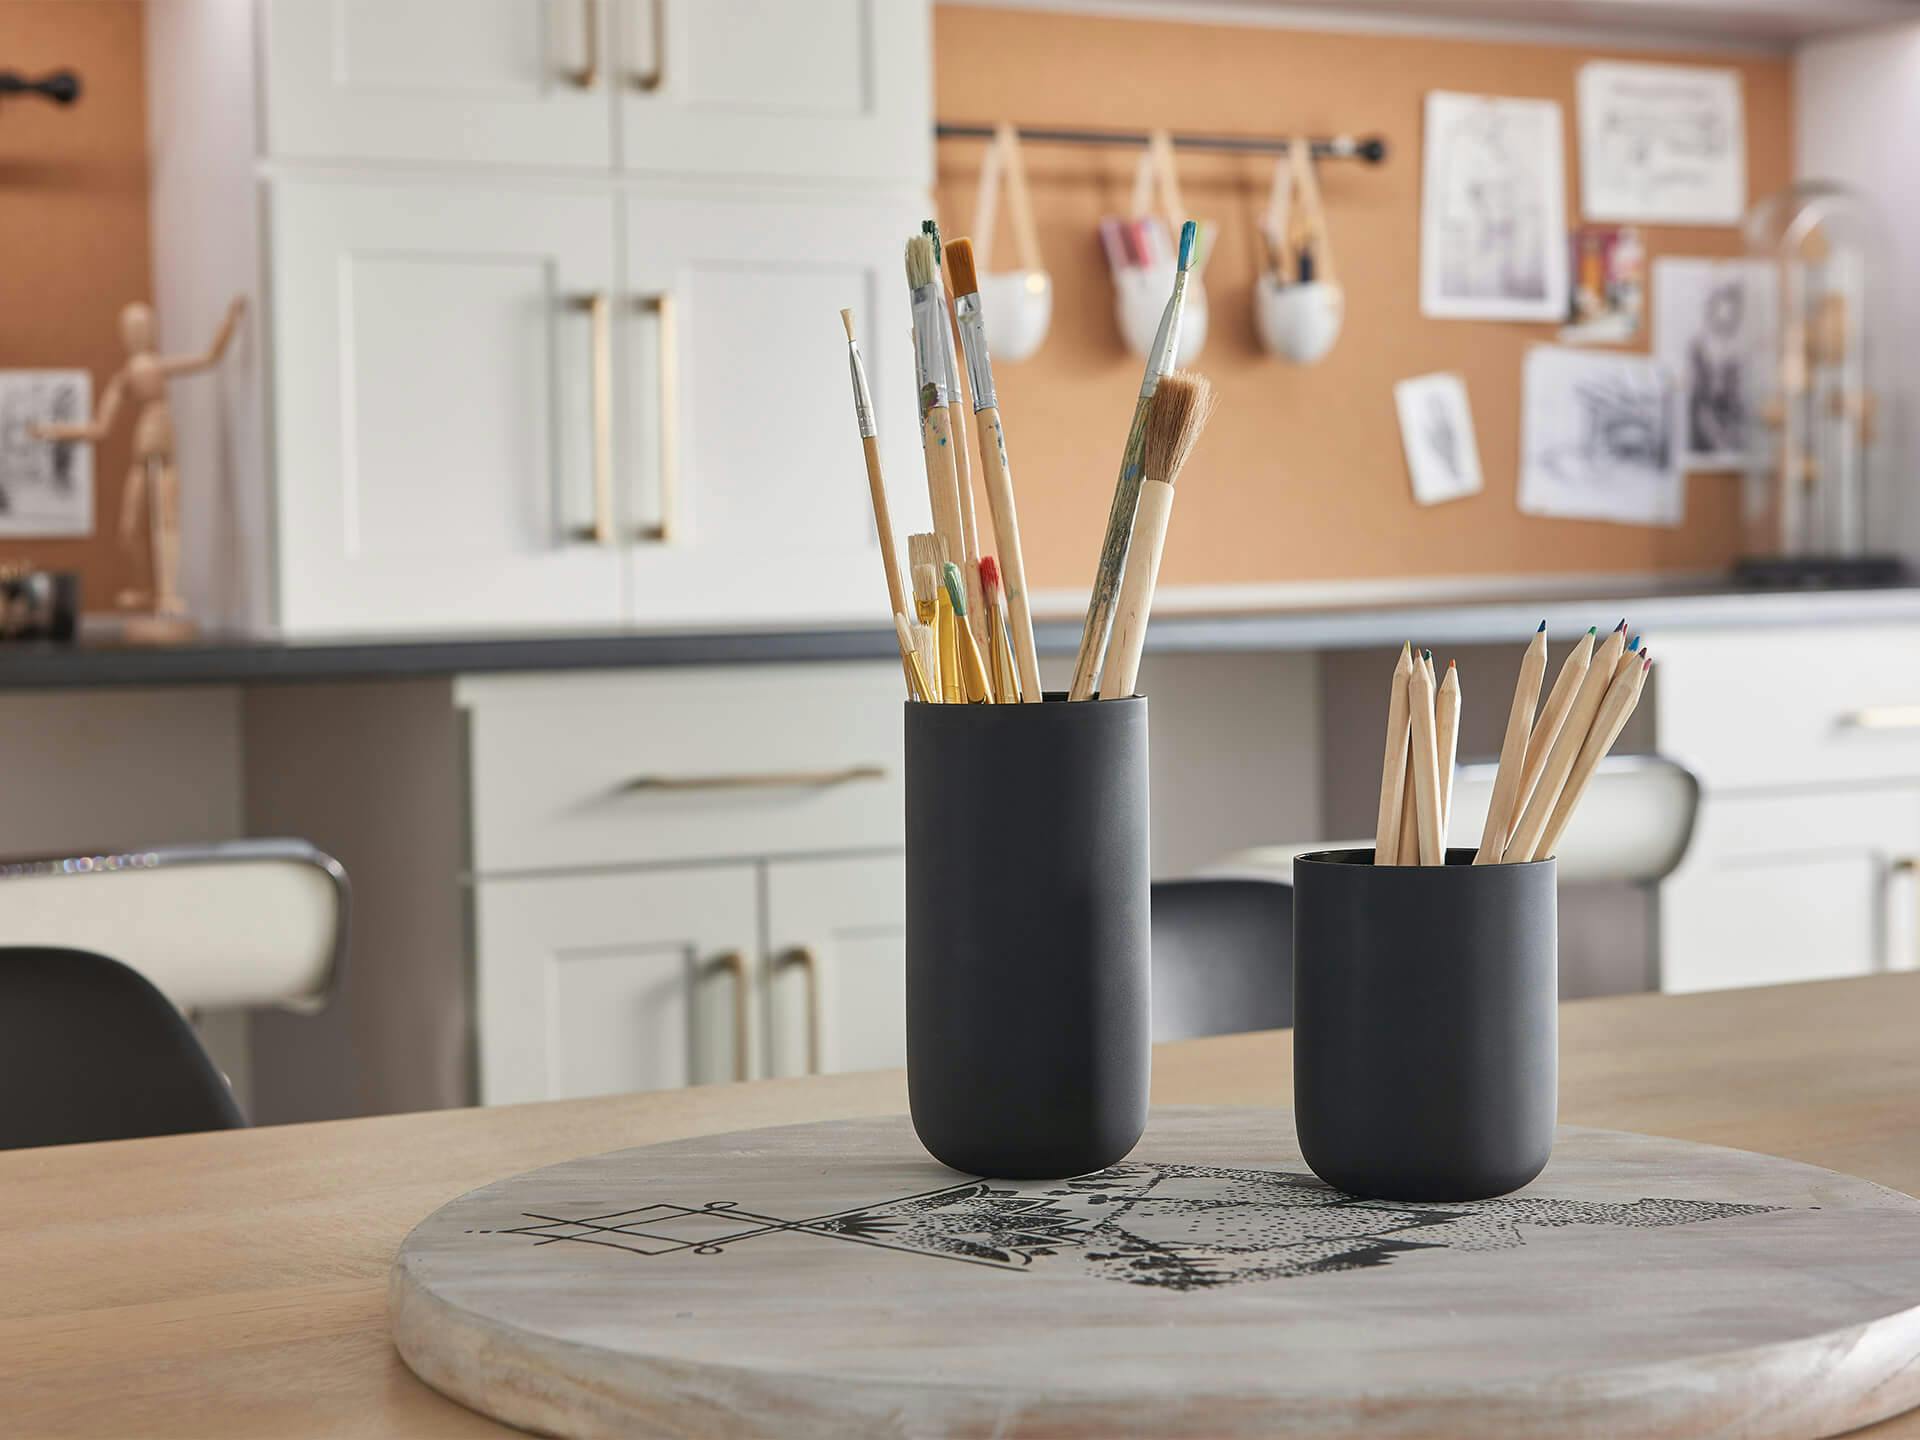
[775,945,822,1076]
[566,0,600,87]
[629,0,665,91]
[619,764,886,793]
[633,293,678,544]
[712,949,749,1083]
[568,292,615,545]
[1843,706,1920,731]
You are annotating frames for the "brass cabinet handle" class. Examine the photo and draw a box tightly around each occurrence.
[776,945,822,1076]
[633,293,678,543]
[567,0,600,87]
[629,0,664,91]
[713,949,749,1083]
[1842,706,1920,731]
[619,764,886,793]
[569,292,615,545]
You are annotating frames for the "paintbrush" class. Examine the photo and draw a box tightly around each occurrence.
[908,535,946,624]
[911,560,944,701]
[907,234,968,579]
[943,562,992,703]
[980,555,1020,703]
[945,236,1044,703]
[925,222,988,648]
[1100,371,1215,700]
[840,308,914,696]
[1069,220,1199,701]
[894,612,935,703]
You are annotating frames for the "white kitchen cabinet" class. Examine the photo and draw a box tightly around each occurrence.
[270,178,627,632]
[614,0,929,185]
[474,864,759,1104]
[261,0,614,169]
[619,188,928,623]
[765,855,906,1078]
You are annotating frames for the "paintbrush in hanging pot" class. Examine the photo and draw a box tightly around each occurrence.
[945,235,1044,703]
[907,234,968,581]
[1070,219,1200,701]
[925,222,988,650]
[840,308,914,696]
[1099,371,1216,700]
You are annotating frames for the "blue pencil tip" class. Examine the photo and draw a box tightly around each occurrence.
[1178,219,1197,270]
[1628,634,1642,651]
[1536,620,1547,632]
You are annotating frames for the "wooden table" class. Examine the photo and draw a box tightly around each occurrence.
[7,973,1920,1438]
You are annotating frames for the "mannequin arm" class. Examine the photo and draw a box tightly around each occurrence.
[31,368,127,443]
[158,294,248,377]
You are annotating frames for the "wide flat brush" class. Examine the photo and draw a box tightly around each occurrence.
[911,560,944,701]
[840,308,913,695]
[1069,219,1199,701]
[946,236,1044,703]
[906,235,968,579]
[1099,371,1215,699]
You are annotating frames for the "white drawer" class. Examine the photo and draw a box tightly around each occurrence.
[460,663,906,874]
[1654,624,1920,790]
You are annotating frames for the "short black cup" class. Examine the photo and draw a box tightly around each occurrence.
[1293,848,1557,1201]
[906,695,1150,1179]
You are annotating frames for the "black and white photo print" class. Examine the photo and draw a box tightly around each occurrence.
[1653,257,1776,471]
[1579,62,1746,226]
[1394,372,1483,505]
[1520,345,1683,527]
[0,371,94,538]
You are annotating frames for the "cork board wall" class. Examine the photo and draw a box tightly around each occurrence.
[0,1,152,610]
[933,5,1792,593]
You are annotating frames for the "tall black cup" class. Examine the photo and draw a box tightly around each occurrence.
[1293,847,1557,1201]
[906,695,1150,1179]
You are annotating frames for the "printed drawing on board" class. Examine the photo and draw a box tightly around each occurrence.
[1578,62,1746,226]
[1420,91,1569,322]
[0,371,94,538]
[1653,257,1776,472]
[1520,346,1683,528]
[1394,373,1484,506]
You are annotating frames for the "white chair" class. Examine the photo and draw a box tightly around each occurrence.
[0,838,348,1013]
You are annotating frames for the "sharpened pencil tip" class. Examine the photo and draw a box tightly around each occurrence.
[1616,618,1627,631]
[1422,648,1432,660]
[1537,620,1547,631]
[1627,634,1641,651]
[1447,658,1456,669]
[1586,625,1597,635]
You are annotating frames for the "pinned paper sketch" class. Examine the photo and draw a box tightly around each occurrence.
[1578,62,1745,225]
[1420,92,1568,322]
[1395,373,1483,505]
[1654,257,1775,471]
[0,371,93,538]
[1520,346,1682,527]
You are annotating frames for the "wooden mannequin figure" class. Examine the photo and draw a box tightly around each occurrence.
[34,296,247,641]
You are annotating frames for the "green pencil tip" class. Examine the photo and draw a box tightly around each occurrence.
[1586,625,1597,635]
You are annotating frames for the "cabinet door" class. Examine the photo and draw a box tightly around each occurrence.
[765,855,905,1078]
[620,190,928,624]
[262,0,613,168]
[474,866,758,1104]
[1660,788,1920,993]
[614,0,929,185]
[271,179,626,632]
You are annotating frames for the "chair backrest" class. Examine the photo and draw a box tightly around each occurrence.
[1150,878,1294,1042]
[0,839,348,1012]
[0,946,247,1150]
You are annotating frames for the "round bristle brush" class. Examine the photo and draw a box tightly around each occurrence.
[1099,371,1217,699]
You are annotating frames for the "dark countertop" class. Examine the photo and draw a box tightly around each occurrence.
[4,581,1918,690]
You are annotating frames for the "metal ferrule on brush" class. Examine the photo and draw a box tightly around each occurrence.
[846,342,877,439]
[1140,270,1190,399]
[909,281,950,414]
[954,292,997,412]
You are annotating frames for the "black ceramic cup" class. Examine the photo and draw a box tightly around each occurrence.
[906,694,1150,1179]
[1293,847,1557,1202]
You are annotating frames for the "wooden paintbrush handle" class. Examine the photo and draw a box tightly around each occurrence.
[861,435,915,694]
[975,406,1044,703]
[921,408,966,577]
[1068,396,1153,700]
[1099,480,1174,699]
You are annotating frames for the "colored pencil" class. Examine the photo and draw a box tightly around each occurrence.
[1512,626,1596,828]
[1436,658,1461,847]
[1475,622,1548,864]
[1373,642,1415,865]
[1409,654,1444,865]
[1505,623,1628,863]
[1536,654,1652,859]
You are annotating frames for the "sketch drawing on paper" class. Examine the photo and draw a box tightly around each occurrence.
[0,371,93,538]
[1654,257,1776,471]
[1394,373,1483,505]
[1520,346,1683,527]
[1420,92,1568,322]
[1578,62,1746,225]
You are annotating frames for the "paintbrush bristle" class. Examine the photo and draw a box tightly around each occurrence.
[905,234,936,289]
[908,532,947,576]
[1178,219,1197,271]
[978,552,1001,600]
[911,562,939,608]
[945,237,979,298]
[1142,370,1217,488]
[839,307,855,342]
[942,561,968,616]
[922,219,942,266]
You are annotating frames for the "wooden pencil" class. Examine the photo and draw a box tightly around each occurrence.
[1504,623,1629,863]
[1512,626,1596,826]
[1436,658,1461,849]
[1409,655,1444,865]
[1614,632,1643,682]
[1535,654,1651,860]
[894,613,934,703]
[1373,642,1415,865]
[1475,623,1548,865]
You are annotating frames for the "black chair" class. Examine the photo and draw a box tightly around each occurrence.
[0,946,246,1150]
[1150,878,1294,1042]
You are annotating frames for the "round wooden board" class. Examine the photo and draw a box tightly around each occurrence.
[391,1107,1920,1439]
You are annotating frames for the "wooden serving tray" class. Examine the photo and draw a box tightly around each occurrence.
[390,1107,1920,1438]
